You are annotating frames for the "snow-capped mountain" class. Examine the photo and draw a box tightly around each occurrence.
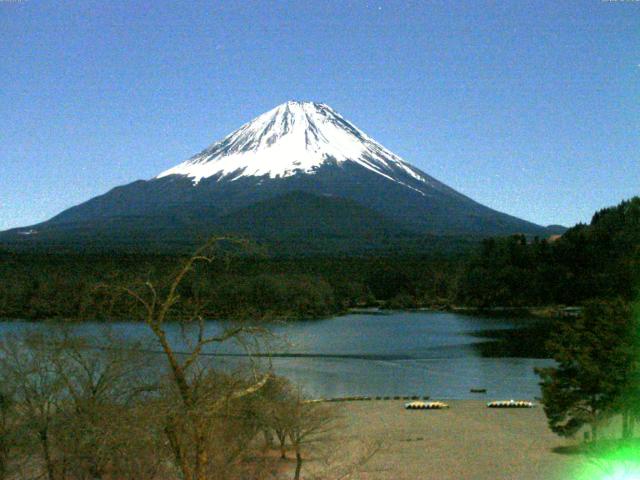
[0,101,556,253]
[157,101,434,196]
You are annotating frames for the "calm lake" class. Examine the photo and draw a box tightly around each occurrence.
[0,311,552,400]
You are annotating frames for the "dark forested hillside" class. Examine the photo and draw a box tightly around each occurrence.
[457,197,640,307]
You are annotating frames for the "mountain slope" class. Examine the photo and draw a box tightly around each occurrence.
[0,101,556,253]
[218,191,410,239]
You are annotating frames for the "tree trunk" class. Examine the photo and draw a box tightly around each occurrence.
[262,429,274,449]
[622,411,630,439]
[0,436,8,480]
[591,422,598,443]
[280,437,287,459]
[0,449,7,480]
[194,434,208,480]
[294,450,302,480]
[276,431,287,458]
[164,422,192,480]
[39,428,56,480]
[626,411,635,438]
[89,463,103,480]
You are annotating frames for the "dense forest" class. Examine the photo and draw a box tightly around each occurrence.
[0,250,461,321]
[0,197,637,322]
[457,196,640,307]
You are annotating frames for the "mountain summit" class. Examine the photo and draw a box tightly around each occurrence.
[0,101,555,253]
[157,101,435,195]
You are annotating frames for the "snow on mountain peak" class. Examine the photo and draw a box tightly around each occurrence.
[156,101,428,189]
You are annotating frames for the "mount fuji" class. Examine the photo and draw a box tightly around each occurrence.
[0,101,559,254]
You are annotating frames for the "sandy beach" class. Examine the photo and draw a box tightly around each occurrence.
[309,400,588,480]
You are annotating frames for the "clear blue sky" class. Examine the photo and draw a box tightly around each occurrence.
[1,0,638,230]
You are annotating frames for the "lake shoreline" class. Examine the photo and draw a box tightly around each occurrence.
[1,302,579,326]
[352,303,581,318]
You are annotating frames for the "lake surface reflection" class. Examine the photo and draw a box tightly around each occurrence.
[0,311,552,400]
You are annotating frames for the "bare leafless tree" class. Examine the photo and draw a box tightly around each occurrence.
[0,332,69,480]
[115,236,272,480]
[2,237,351,480]
[254,376,294,459]
[51,331,162,480]
[0,383,19,480]
[0,329,172,480]
[286,392,338,480]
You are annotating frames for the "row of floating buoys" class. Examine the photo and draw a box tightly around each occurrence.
[404,401,449,410]
[487,400,534,408]
[381,395,429,401]
[317,395,430,402]
[324,396,373,402]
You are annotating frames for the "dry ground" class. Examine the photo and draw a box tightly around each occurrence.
[305,400,589,480]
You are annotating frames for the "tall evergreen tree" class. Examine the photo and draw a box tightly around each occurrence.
[536,300,634,441]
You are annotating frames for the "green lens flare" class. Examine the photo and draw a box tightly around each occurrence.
[577,442,640,480]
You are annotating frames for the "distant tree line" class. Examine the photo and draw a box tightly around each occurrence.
[0,197,638,322]
[0,250,461,321]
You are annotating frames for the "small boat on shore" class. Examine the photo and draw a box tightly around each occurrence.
[405,401,449,410]
[487,400,534,408]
